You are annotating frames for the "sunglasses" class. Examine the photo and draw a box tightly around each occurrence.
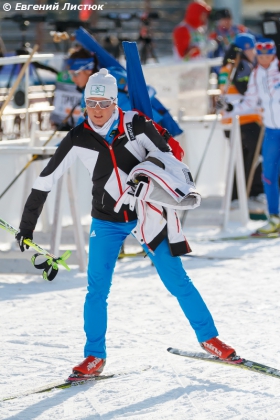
[69,69,82,77]
[256,42,275,50]
[68,62,94,78]
[86,99,115,109]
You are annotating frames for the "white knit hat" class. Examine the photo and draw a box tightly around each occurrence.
[84,68,118,101]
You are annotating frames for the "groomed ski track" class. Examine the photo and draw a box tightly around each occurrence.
[1,237,280,419]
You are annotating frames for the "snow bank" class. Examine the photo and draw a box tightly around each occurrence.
[1,237,280,419]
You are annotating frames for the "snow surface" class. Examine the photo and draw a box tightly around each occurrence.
[1,237,280,419]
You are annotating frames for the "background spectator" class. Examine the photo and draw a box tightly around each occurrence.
[173,0,212,61]
[218,33,263,202]
[210,8,248,58]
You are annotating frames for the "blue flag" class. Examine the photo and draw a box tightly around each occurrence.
[75,27,124,70]
[122,41,153,119]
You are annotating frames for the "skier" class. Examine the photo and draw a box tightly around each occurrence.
[67,47,99,125]
[224,39,280,233]
[218,33,264,202]
[138,13,158,64]
[15,68,236,379]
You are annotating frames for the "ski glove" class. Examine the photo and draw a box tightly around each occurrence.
[225,102,234,112]
[216,97,234,112]
[15,229,33,252]
[127,175,149,194]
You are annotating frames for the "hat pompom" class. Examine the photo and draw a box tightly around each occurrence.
[99,68,109,76]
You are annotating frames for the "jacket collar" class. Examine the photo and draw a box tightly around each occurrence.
[84,107,125,139]
[258,57,279,72]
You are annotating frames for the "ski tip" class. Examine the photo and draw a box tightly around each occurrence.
[250,232,280,238]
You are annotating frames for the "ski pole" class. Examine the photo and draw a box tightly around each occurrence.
[180,49,242,228]
[194,111,219,184]
[0,218,71,280]
[194,49,242,184]
[0,102,80,200]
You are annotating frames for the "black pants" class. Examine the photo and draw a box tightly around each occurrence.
[225,122,263,200]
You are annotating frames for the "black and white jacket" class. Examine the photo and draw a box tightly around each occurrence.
[19,108,171,231]
[115,151,200,256]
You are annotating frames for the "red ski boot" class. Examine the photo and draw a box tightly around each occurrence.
[68,356,106,382]
[200,337,236,360]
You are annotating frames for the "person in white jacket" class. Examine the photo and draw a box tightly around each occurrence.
[226,38,280,234]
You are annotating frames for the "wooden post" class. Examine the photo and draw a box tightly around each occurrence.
[0,45,39,119]
[50,164,87,272]
[222,116,249,229]
[222,118,237,229]
[67,166,87,272]
[21,120,37,213]
[235,117,249,226]
[246,125,265,197]
[50,175,65,257]
[24,65,30,137]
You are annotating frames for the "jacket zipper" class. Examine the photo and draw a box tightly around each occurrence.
[106,143,129,222]
[175,211,180,233]
[140,201,154,255]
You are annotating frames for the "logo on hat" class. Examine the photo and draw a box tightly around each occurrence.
[90,85,105,96]
[245,43,250,49]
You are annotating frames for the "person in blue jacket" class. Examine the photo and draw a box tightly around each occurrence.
[67,48,99,125]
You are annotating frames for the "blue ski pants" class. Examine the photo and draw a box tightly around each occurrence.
[84,218,218,358]
[262,128,280,215]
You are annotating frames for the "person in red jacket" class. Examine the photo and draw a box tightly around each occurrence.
[173,0,212,60]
